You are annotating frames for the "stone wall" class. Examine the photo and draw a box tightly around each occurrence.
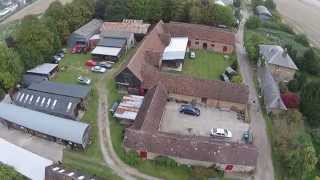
[189,39,234,54]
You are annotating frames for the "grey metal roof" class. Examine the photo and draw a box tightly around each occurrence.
[0,103,89,145]
[13,89,81,119]
[258,65,287,112]
[28,81,90,99]
[73,19,103,38]
[97,37,126,48]
[101,30,133,40]
[256,5,272,17]
[22,74,47,87]
[259,45,298,70]
[27,63,58,75]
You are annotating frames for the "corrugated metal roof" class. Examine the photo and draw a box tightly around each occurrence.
[0,138,53,180]
[101,31,133,40]
[114,95,144,120]
[74,19,103,38]
[28,81,90,99]
[13,89,81,119]
[97,38,126,48]
[22,74,47,87]
[162,37,188,60]
[0,103,90,145]
[27,63,58,75]
[91,46,122,56]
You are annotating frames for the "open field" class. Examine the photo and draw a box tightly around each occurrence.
[179,50,234,80]
[53,52,120,179]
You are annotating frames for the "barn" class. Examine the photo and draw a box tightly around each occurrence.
[67,19,103,49]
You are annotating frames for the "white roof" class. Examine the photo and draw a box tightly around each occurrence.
[89,34,100,40]
[162,37,188,60]
[0,138,53,180]
[215,0,226,6]
[114,95,144,120]
[27,63,58,75]
[91,46,122,56]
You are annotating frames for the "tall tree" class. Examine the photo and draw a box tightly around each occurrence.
[0,164,25,180]
[300,80,320,126]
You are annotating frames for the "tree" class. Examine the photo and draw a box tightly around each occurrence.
[212,5,235,27]
[0,164,25,180]
[0,44,23,91]
[300,81,320,126]
[103,0,128,21]
[245,16,261,29]
[294,34,310,47]
[15,15,57,69]
[264,0,276,10]
[301,49,320,75]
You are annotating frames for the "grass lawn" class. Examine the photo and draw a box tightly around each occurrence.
[52,52,121,179]
[179,49,235,80]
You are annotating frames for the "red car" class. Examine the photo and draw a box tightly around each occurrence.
[71,44,89,54]
[85,60,96,67]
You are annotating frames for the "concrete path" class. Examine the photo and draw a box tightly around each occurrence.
[235,6,275,180]
[95,71,161,180]
[274,0,320,47]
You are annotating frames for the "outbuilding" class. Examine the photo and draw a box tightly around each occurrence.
[162,37,188,70]
[22,74,47,87]
[0,103,91,149]
[26,63,58,79]
[101,31,135,50]
[91,37,126,62]
[67,19,103,49]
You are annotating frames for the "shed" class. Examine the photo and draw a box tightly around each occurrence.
[28,81,90,100]
[0,138,53,180]
[114,95,144,125]
[13,89,81,120]
[26,63,58,79]
[67,19,103,48]
[91,38,126,62]
[162,37,188,68]
[101,31,135,49]
[0,103,91,148]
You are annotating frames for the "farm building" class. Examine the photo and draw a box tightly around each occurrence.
[26,63,58,79]
[27,81,90,101]
[113,95,144,125]
[0,103,91,149]
[91,37,127,62]
[162,37,188,70]
[45,164,99,180]
[256,5,272,21]
[22,74,47,87]
[101,31,135,50]
[13,89,82,120]
[123,84,257,173]
[101,19,151,41]
[0,138,53,180]
[67,19,103,49]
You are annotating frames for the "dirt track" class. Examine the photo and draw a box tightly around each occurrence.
[274,0,320,47]
[0,0,72,25]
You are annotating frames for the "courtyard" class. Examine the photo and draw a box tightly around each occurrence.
[160,101,250,142]
[177,49,235,80]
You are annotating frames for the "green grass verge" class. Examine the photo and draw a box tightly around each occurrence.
[178,49,234,80]
[53,52,120,179]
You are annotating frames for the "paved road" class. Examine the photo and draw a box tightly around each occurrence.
[274,0,320,47]
[0,0,72,25]
[95,70,161,180]
[235,7,275,180]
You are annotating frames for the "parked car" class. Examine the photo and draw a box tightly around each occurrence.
[91,66,106,73]
[190,51,196,59]
[56,51,64,58]
[97,62,112,69]
[85,60,97,67]
[78,76,91,85]
[220,73,230,82]
[179,104,200,116]
[210,128,232,138]
[51,55,62,64]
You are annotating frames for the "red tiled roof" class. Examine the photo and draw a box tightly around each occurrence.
[142,69,249,105]
[164,22,235,45]
[124,129,258,167]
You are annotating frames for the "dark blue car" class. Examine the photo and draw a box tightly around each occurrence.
[179,104,200,116]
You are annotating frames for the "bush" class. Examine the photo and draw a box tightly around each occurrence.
[231,75,243,84]
[262,21,294,34]
[231,60,238,71]
[294,34,310,47]
[124,150,140,166]
[288,79,300,92]
[245,16,261,29]
[0,88,5,100]
[153,156,178,168]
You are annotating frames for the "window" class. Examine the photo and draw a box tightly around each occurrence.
[67,102,72,112]
[24,94,29,103]
[28,95,34,104]
[223,46,228,52]
[19,93,25,102]
[195,41,199,45]
[211,44,215,47]
[46,98,51,108]
[35,96,41,105]
[203,43,207,49]
[40,97,46,107]
[51,99,57,109]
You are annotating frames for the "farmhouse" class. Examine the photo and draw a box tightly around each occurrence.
[0,138,53,180]
[13,89,82,120]
[91,37,127,62]
[26,63,58,79]
[124,84,257,172]
[101,19,151,41]
[0,103,91,149]
[67,19,103,49]
[259,45,298,82]
[256,5,272,21]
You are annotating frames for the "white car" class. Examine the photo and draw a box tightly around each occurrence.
[91,66,106,73]
[78,76,91,85]
[210,128,232,138]
[190,51,196,59]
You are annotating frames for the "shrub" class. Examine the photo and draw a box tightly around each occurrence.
[294,34,310,47]
[231,75,243,84]
[281,92,300,109]
[153,156,178,168]
[124,150,140,166]
[231,60,238,71]
[245,16,261,29]
[288,79,300,92]
[0,88,5,100]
